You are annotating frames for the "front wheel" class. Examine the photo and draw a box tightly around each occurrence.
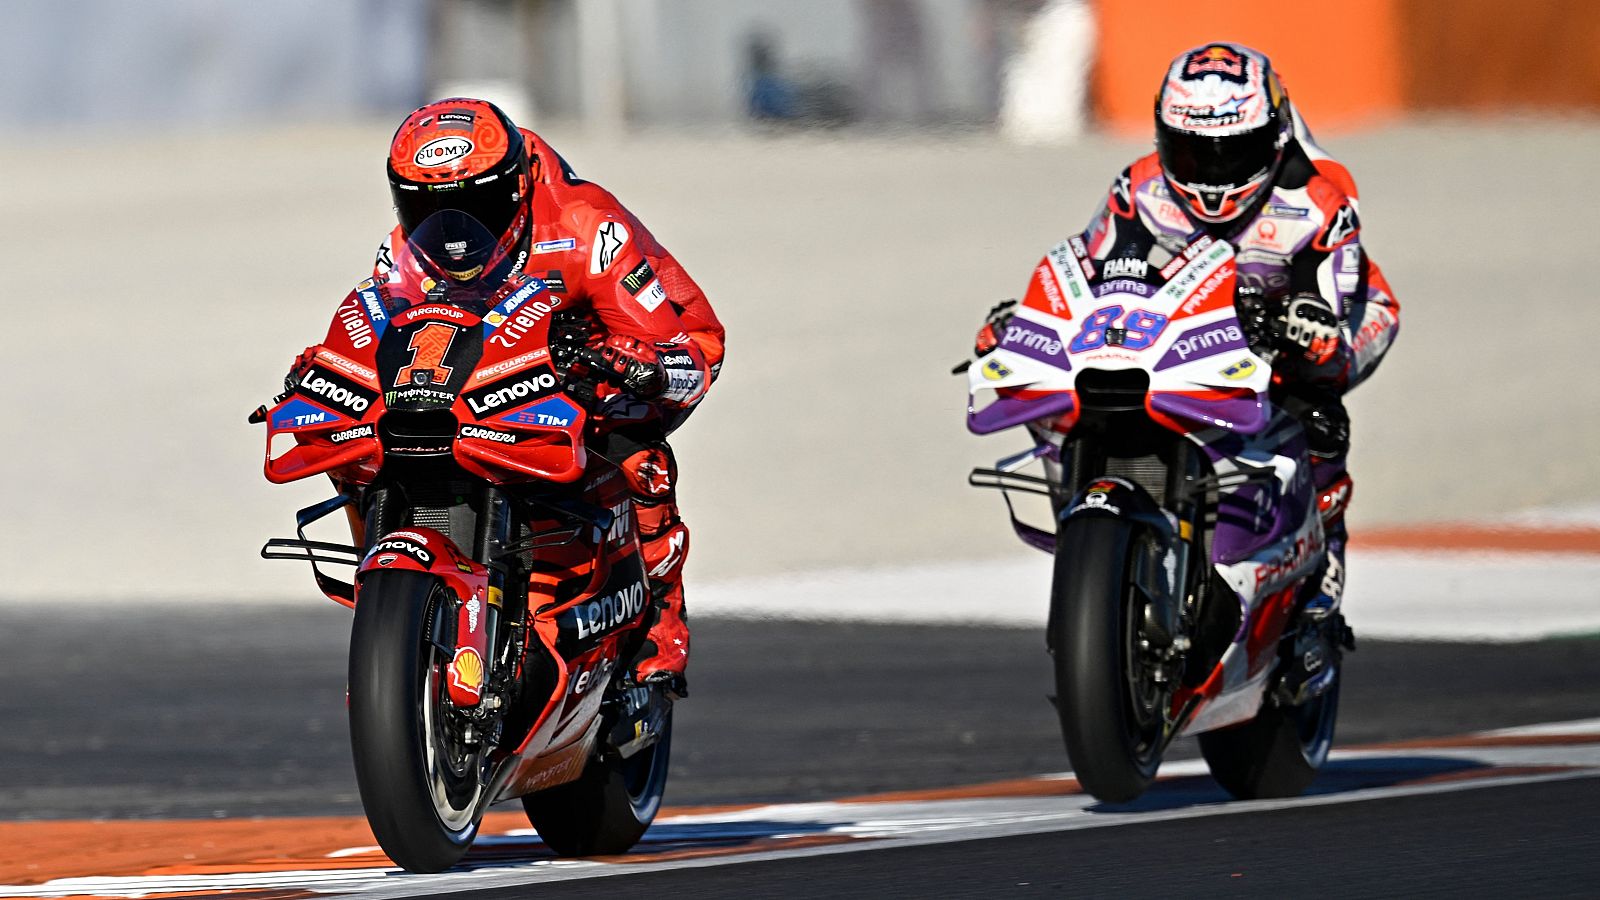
[522,710,672,856]
[1050,516,1170,803]
[348,570,485,873]
[1200,677,1340,800]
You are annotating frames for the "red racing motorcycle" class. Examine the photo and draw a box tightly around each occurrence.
[253,254,672,872]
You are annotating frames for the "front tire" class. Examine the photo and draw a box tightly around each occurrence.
[348,570,483,873]
[1051,517,1169,803]
[1200,675,1340,799]
[522,710,672,856]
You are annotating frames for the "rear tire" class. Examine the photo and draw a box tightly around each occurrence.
[1051,517,1168,803]
[348,570,483,873]
[1200,677,1340,800]
[522,711,673,856]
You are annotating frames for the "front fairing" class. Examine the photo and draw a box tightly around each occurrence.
[262,274,589,485]
[967,236,1272,437]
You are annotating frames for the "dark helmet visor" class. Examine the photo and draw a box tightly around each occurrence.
[402,209,504,284]
[389,153,526,248]
[1157,123,1279,190]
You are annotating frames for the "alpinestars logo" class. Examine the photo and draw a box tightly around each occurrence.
[1319,205,1358,250]
[590,221,628,274]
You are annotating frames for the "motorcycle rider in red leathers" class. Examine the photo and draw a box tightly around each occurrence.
[978,43,1399,699]
[299,98,722,696]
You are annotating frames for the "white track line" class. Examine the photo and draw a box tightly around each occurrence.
[7,719,1598,899]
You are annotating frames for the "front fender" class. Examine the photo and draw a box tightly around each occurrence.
[1058,477,1185,646]
[357,528,493,708]
[1059,477,1176,540]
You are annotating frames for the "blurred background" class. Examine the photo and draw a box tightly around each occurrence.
[2,0,1598,603]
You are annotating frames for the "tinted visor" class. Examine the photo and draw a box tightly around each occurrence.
[1157,123,1278,190]
[403,209,503,284]
[390,154,526,247]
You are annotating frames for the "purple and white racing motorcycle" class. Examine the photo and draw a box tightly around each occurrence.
[962,235,1349,803]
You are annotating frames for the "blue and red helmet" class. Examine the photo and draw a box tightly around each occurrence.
[1154,43,1292,227]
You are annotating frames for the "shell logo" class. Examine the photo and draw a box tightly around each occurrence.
[450,647,485,691]
[414,136,474,168]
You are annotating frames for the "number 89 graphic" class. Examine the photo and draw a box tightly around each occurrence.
[1068,305,1170,353]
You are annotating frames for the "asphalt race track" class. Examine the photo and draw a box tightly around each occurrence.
[2,604,1599,898]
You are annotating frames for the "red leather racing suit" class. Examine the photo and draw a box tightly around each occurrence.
[374,129,725,684]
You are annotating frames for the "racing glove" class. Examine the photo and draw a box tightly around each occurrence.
[1280,294,1341,366]
[594,334,667,400]
[1236,286,1276,357]
[277,346,319,400]
[974,299,1017,356]
[1276,293,1347,386]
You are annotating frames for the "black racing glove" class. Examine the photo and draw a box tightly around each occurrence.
[1235,286,1277,358]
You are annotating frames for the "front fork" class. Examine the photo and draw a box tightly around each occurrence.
[1048,439,1207,691]
[358,484,518,713]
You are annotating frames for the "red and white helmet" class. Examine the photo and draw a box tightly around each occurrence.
[386,98,530,284]
[1154,43,1291,227]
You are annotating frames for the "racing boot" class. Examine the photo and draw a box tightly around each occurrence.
[1277,467,1358,706]
[619,444,691,699]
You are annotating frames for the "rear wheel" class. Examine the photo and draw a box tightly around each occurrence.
[1200,674,1340,799]
[522,711,673,856]
[1051,517,1170,803]
[348,570,485,873]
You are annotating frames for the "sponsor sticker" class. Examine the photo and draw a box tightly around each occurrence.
[1184,44,1246,80]
[981,358,1012,381]
[271,397,348,431]
[457,423,520,445]
[470,350,548,383]
[498,395,578,428]
[999,318,1071,368]
[486,288,561,350]
[620,259,655,295]
[297,365,378,419]
[635,280,667,313]
[463,366,560,417]
[1220,357,1257,380]
[1154,323,1248,371]
[1100,257,1148,280]
[413,136,473,168]
[367,538,432,567]
[558,579,649,642]
[399,304,467,324]
[590,221,628,274]
[314,350,377,383]
[449,647,484,696]
[533,238,576,254]
[328,423,376,444]
[1318,205,1358,250]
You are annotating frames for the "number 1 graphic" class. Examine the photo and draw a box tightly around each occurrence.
[395,322,458,386]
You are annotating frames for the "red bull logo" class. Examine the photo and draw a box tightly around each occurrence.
[1185,45,1245,78]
